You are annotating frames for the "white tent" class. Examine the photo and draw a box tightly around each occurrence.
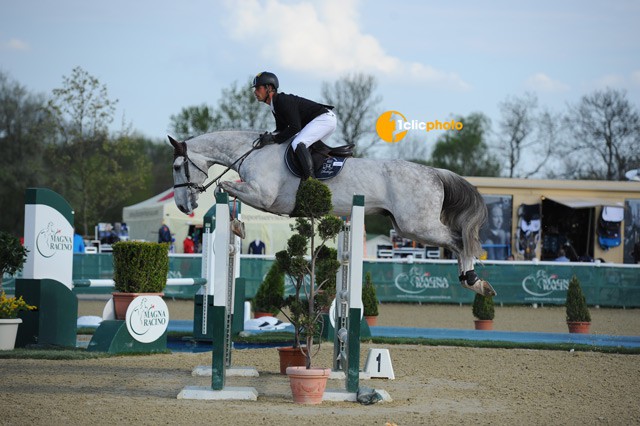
[122,168,296,254]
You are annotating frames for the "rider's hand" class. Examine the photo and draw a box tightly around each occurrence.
[259,131,275,145]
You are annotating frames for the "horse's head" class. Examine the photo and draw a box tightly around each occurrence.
[169,135,208,214]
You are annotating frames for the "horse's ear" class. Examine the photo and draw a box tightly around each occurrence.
[168,135,185,156]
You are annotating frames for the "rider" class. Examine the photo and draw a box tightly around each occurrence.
[252,71,336,179]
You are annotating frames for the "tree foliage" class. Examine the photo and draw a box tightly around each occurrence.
[565,275,591,322]
[275,179,342,367]
[0,71,56,235]
[429,113,501,177]
[321,73,382,157]
[169,77,271,140]
[46,67,149,235]
[563,88,640,180]
[495,93,558,178]
[0,231,28,291]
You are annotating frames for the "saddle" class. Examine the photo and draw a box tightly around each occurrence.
[284,140,354,180]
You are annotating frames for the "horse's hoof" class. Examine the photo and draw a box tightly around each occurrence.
[464,280,497,297]
[230,219,246,239]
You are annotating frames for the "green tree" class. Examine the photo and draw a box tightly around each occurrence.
[0,71,56,234]
[429,113,501,177]
[47,67,148,235]
[169,104,221,140]
[169,77,271,140]
[217,79,271,130]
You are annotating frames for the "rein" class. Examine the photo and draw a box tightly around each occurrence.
[173,136,267,193]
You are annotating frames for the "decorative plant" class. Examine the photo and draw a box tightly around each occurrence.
[0,291,36,319]
[252,261,285,316]
[472,293,495,320]
[112,241,169,293]
[275,179,342,368]
[314,246,339,311]
[0,231,28,292]
[565,275,591,322]
[362,271,379,317]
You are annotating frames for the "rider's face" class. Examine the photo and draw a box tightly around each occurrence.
[254,85,269,103]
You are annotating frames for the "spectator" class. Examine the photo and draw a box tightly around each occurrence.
[158,223,172,244]
[73,232,85,253]
[555,248,570,262]
[183,235,195,254]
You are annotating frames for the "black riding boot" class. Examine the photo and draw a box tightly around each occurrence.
[295,144,315,179]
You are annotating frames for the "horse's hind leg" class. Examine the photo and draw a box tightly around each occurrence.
[458,255,497,297]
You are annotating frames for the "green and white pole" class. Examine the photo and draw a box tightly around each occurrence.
[333,194,365,393]
[206,192,233,390]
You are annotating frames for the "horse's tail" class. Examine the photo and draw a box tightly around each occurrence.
[435,169,487,257]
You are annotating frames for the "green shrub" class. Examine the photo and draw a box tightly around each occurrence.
[315,246,339,309]
[253,262,285,315]
[112,241,169,293]
[362,271,379,316]
[472,293,495,320]
[565,275,591,322]
[0,231,28,291]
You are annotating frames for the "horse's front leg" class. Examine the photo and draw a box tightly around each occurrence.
[219,180,276,212]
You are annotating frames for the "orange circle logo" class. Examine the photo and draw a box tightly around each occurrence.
[376,111,408,143]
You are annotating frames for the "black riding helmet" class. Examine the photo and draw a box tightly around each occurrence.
[252,71,279,90]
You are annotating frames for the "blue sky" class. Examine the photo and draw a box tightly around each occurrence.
[2,0,639,151]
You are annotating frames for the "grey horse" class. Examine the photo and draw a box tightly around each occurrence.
[169,130,496,297]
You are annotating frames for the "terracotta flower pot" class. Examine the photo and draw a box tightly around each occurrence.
[253,312,272,319]
[567,321,591,334]
[474,319,494,330]
[286,366,331,404]
[112,292,164,320]
[365,315,378,326]
[277,346,307,374]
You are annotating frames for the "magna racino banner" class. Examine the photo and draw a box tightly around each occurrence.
[22,188,74,289]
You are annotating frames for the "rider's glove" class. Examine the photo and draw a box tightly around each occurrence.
[259,131,275,146]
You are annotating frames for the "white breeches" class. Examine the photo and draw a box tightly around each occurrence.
[291,110,337,150]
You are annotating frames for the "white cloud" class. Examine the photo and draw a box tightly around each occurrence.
[223,0,469,90]
[1,38,30,51]
[525,73,569,92]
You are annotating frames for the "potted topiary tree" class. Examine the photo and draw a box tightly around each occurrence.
[275,178,343,404]
[252,261,285,318]
[565,275,591,333]
[112,241,169,319]
[0,231,34,350]
[362,271,379,326]
[472,293,495,330]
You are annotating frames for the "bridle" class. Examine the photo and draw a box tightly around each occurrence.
[172,135,266,193]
